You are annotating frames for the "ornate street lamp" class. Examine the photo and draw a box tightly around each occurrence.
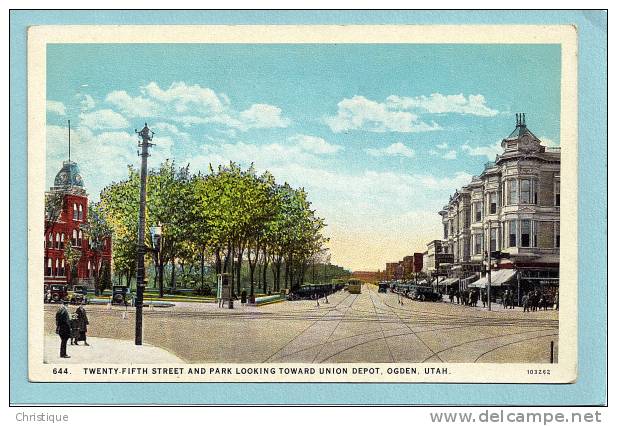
[134,123,154,345]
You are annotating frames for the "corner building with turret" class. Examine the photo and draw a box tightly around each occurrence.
[437,114,560,304]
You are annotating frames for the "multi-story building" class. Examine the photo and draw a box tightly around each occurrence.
[44,159,112,289]
[438,114,560,301]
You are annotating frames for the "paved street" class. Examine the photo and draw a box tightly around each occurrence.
[44,285,558,364]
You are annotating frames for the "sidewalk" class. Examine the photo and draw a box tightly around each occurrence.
[44,335,184,364]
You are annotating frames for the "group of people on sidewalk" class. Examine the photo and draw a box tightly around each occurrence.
[55,300,89,358]
[447,287,558,311]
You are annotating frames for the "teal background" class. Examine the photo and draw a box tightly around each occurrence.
[9,10,607,405]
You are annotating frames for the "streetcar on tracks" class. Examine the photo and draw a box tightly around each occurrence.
[346,278,363,294]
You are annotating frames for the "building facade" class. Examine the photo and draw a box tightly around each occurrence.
[438,114,560,301]
[44,160,112,288]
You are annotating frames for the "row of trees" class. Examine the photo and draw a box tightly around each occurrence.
[99,161,334,297]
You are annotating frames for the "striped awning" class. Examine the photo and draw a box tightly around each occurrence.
[468,269,517,288]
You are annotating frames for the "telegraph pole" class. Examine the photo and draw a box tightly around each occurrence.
[486,219,492,311]
[135,123,154,345]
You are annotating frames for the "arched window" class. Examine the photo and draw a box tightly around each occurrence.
[78,230,83,247]
[78,204,83,220]
[60,233,65,249]
[55,233,61,249]
[72,229,78,246]
[45,258,52,276]
[87,261,91,277]
[60,259,65,276]
[73,203,78,220]
[47,233,53,249]
[55,259,59,276]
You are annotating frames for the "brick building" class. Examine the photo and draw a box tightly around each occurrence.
[44,159,112,288]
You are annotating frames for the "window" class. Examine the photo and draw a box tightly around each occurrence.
[87,261,91,278]
[73,203,78,220]
[508,180,518,205]
[490,228,497,252]
[72,229,78,246]
[555,222,560,248]
[47,233,53,249]
[60,233,65,249]
[509,221,517,247]
[520,179,531,204]
[59,259,65,277]
[474,234,482,255]
[489,192,497,214]
[555,180,560,206]
[78,230,83,247]
[45,258,52,276]
[521,219,531,247]
[55,259,59,276]
[78,204,83,220]
[55,233,61,249]
[474,202,482,222]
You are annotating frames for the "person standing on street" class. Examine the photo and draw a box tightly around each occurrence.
[55,300,72,358]
[75,302,90,346]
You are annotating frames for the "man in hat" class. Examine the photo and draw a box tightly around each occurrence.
[55,299,72,358]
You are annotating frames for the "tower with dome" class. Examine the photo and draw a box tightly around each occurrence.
[44,134,112,290]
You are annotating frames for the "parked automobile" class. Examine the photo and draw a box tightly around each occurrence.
[44,284,68,303]
[411,286,442,302]
[69,285,89,304]
[112,286,133,306]
[378,282,389,293]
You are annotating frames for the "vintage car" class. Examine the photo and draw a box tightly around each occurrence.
[411,286,443,302]
[378,282,389,293]
[44,284,68,303]
[69,285,89,304]
[111,286,133,306]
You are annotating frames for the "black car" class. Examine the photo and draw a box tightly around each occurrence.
[112,286,133,306]
[69,285,89,304]
[411,286,443,302]
[378,283,388,293]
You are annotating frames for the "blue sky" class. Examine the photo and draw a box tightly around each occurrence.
[45,43,561,270]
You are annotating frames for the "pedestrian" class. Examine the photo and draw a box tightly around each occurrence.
[55,299,72,358]
[75,302,90,346]
[522,293,530,312]
[554,290,559,310]
[45,289,52,304]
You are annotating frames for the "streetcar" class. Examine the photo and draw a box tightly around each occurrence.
[346,279,363,294]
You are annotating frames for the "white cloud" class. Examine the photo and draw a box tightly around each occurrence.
[442,150,457,160]
[143,81,227,114]
[101,82,289,132]
[436,142,449,150]
[151,122,191,143]
[78,94,96,111]
[387,93,499,117]
[325,96,441,133]
[106,90,157,117]
[288,134,342,154]
[79,109,129,130]
[461,140,503,160]
[540,136,560,147]
[238,104,290,129]
[47,100,66,116]
[365,142,415,158]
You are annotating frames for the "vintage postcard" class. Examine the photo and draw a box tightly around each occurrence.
[27,24,577,383]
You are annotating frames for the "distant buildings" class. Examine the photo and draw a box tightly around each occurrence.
[351,270,385,283]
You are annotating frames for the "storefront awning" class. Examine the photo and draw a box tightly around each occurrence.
[468,269,516,288]
[438,277,459,286]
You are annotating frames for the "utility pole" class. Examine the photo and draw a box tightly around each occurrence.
[135,123,154,345]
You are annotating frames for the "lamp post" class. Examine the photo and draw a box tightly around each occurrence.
[134,123,154,346]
